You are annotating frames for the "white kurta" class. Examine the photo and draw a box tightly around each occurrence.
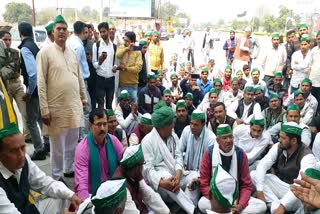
[251,143,317,212]
[233,124,272,165]
[227,101,262,124]
[283,92,318,115]
[290,50,311,88]
[0,155,74,214]
[114,104,141,135]
[223,90,244,107]
[178,126,216,171]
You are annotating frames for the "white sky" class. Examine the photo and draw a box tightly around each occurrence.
[1,0,319,23]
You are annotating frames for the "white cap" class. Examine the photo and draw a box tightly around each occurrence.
[244,26,252,32]
[92,179,126,200]
[120,145,140,163]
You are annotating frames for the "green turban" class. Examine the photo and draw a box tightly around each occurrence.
[106,109,115,116]
[144,31,152,37]
[147,74,157,80]
[153,100,167,112]
[301,78,312,85]
[225,65,232,70]
[269,93,280,100]
[287,104,300,112]
[274,71,282,77]
[185,92,193,99]
[298,23,308,29]
[107,20,114,26]
[201,67,209,73]
[271,32,280,38]
[152,106,174,128]
[191,109,206,121]
[294,90,304,97]
[281,122,302,136]
[209,88,218,94]
[176,100,187,109]
[139,39,148,46]
[140,113,153,125]
[250,115,265,126]
[45,21,54,33]
[54,15,67,24]
[170,73,178,79]
[254,86,263,93]
[251,68,260,73]
[317,30,320,37]
[305,168,320,180]
[213,78,222,84]
[91,179,127,211]
[152,31,159,36]
[244,86,254,92]
[163,88,171,95]
[120,145,144,169]
[300,34,310,42]
[119,90,130,99]
[0,123,20,141]
[232,77,239,82]
[157,69,163,75]
[216,124,232,136]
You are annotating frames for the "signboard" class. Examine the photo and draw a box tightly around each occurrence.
[109,0,153,18]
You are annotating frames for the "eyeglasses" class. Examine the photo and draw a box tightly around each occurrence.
[94,122,108,127]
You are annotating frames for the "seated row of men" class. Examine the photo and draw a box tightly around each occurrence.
[1,98,320,213]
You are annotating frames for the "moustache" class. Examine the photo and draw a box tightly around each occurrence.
[99,130,106,135]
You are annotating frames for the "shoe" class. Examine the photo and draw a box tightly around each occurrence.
[63,171,74,178]
[31,151,46,161]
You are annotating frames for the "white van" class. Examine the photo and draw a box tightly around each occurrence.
[9,26,47,50]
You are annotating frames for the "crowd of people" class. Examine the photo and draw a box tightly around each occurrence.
[1,13,320,214]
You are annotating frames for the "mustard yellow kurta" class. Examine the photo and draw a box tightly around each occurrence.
[36,43,87,135]
[148,42,165,71]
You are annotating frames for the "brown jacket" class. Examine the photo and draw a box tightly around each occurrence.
[233,36,250,62]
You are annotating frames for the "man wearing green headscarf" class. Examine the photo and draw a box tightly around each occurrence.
[149,31,165,73]
[141,106,196,214]
[310,30,320,114]
[290,34,311,93]
[0,123,83,213]
[262,93,286,129]
[268,104,312,147]
[293,89,314,125]
[198,124,267,213]
[267,71,287,99]
[233,114,272,167]
[261,32,287,83]
[251,121,317,214]
[174,100,190,138]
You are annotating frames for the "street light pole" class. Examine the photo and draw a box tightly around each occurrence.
[32,0,36,26]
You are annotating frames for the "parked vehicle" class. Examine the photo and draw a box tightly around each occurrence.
[10,27,47,50]
[159,28,169,40]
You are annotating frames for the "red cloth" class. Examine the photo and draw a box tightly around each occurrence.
[223,77,231,91]
[199,149,252,208]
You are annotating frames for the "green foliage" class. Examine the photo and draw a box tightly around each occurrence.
[231,20,249,31]
[3,2,33,24]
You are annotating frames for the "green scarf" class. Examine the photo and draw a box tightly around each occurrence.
[88,131,118,196]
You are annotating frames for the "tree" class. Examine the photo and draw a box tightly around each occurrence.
[3,2,33,24]
[36,8,57,25]
[155,1,178,21]
[251,17,260,32]
[231,20,249,31]
[262,15,278,33]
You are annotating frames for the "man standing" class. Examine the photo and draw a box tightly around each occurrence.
[0,31,30,146]
[67,21,91,138]
[310,30,320,114]
[251,122,317,213]
[142,106,196,214]
[116,31,143,102]
[290,34,311,93]
[283,29,297,89]
[261,32,287,83]
[92,22,117,109]
[149,31,165,73]
[223,30,237,65]
[74,108,124,200]
[174,100,190,138]
[233,27,251,72]
[185,30,195,67]
[138,74,161,114]
[198,124,267,213]
[138,39,150,93]
[0,123,82,213]
[202,27,214,63]
[37,15,87,180]
[18,22,47,160]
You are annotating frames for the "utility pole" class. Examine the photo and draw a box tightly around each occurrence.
[32,0,36,26]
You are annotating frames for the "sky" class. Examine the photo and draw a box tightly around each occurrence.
[1,0,320,23]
